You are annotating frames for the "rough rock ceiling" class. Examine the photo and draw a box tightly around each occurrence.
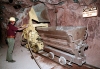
[0,0,98,25]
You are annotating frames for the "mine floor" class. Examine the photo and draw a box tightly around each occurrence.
[0,44,40,69]
[0,43,98,69]
[0,44,67,69]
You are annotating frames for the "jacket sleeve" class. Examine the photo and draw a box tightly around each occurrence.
[12,26,18,31]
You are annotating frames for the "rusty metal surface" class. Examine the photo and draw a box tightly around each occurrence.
[36,26,88,65]
[35,51,98,69]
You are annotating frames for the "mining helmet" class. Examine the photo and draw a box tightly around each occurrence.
[9,17,16,21]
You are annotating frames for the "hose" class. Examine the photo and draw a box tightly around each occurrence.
[28,41,42,69]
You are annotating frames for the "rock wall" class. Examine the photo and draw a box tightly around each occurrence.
[46,0,100,68]
[0,0,100,68]
[0,0,32,44]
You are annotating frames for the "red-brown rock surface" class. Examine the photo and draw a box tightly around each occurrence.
[46,0,100,68]
[0,0,100,68]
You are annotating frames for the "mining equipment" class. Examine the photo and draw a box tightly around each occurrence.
[21,6,89,68]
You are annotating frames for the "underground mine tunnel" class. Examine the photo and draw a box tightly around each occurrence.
[0,0,100,69]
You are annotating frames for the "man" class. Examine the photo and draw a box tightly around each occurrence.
[6,17,28,62]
